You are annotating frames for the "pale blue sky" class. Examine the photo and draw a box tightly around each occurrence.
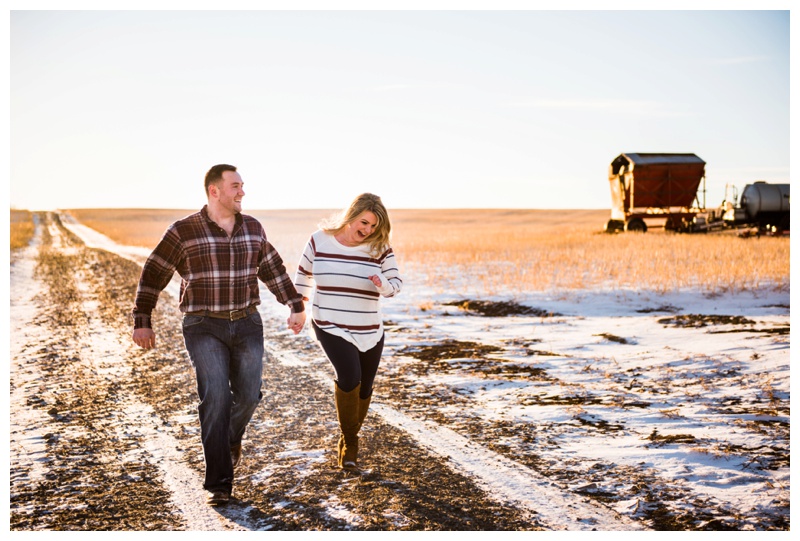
[9,4,792,211]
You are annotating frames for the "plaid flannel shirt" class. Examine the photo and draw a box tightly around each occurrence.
[132,206,304,329]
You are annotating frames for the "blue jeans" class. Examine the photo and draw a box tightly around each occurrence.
[182,312,264,494]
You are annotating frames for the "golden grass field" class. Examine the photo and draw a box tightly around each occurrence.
[49,208,790,296]
[10,209,35,251]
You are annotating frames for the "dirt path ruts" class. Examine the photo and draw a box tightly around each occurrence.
[9,213,541,531]
[10,214,185,530]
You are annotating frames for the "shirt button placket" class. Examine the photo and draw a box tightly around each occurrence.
[229,237,235,306]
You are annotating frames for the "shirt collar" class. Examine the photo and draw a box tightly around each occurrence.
[200,205,243,230]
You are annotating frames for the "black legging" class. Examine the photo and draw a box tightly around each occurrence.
[313,321,384,398]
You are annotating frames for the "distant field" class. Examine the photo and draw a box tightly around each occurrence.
[10,209,35,251]
[65,208,789,295]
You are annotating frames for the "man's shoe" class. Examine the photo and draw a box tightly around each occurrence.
[207,490,230,506]
[231,443,242,469]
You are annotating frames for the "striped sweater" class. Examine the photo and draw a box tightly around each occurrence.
[294,230,402,352]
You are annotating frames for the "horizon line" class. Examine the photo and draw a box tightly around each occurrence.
[15,206,612,212]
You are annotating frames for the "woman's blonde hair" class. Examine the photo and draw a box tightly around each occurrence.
[322,193,392,256]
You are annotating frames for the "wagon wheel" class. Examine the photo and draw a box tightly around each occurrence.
[663,217,679,231]
[625,217,647,233]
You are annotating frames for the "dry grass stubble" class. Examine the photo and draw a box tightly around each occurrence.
[65,208,789,296]
[10,209,35,251]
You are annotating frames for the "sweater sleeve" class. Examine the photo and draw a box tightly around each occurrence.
[293,235,316,300]
[376,246,402,298]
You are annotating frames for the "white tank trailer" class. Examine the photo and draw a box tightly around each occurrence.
[693,181,790,234]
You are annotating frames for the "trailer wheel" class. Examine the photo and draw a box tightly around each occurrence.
[604,219,624,233]
[625,218,647,233]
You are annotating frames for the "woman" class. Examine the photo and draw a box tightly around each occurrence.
[294,193,402,470]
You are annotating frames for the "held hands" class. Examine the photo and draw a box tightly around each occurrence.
[368,274,383,287]
[133,328,156,350]
[287,311,306,335]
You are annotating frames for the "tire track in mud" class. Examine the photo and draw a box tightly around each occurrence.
[14,213,645,531]
[10,216,175,529]
[262,330,642,531]
[10,215,53,491]
[10,214,257,530]
[77,324,255,530]
[372,405,639,531]
[16,214,542,530]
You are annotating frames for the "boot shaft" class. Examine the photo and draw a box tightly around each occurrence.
[358,394,372,429]
[334,382,362,469]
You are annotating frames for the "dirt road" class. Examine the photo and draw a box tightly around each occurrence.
[14,213,786,531]
[10,213,558,531]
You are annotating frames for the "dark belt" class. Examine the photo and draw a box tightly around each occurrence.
[185,305,258,321]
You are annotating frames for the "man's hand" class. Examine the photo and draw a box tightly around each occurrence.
[287,311,306,334]
[133,328,156,349]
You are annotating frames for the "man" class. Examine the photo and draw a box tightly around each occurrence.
[132,164,306,506]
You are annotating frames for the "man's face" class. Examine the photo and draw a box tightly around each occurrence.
[213,171,245,214]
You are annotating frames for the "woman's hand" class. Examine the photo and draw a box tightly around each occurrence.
[368,274,383,287]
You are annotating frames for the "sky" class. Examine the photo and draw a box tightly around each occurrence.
[7,1,794,211]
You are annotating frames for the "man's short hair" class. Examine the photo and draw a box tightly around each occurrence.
[205,164,237,194]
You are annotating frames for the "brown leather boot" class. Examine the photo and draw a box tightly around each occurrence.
[358,392,372,430]
[337,390,373,464]
[335,382,361,470]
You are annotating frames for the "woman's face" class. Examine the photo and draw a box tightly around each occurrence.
[343,210,378,245]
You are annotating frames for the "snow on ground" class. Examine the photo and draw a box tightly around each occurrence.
[62,217,181,299]
[9,215,52,489]
[373,284,790,528]
[255,242,791,528]
[13,218,259,530]
[63,218,790,530]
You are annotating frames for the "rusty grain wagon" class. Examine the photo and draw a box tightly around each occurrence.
[605,153,707,233]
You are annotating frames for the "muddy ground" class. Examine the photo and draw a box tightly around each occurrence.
[9,213,789,531]
[9,214,541,531]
